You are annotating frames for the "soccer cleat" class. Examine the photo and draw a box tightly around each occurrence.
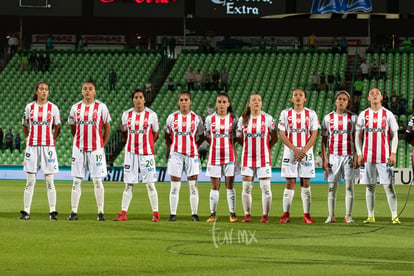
[363,216,375,224]
[152,211,160,222]
[67,212,78,221]
[260,214,269,223]
[278,212,290,223]
[49,211,58,221]
[168,214,176,222]
[241,214,252,223]
[18,211,30,220]
[206,213,216,222]
[191,214,200,222]
[345,216,355,223]
[97,213,105,221]
[229,213,238,223]
[392,216,401,224]
[325,216,336,223]
[113,211,127,221]
[303,214,315,224]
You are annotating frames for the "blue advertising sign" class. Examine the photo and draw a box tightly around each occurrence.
[311,0,372,14]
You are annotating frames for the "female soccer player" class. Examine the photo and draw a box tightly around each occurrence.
[165,91,205,222]
[321,90,357,223]
[67,79,111,221]
[113,89,160,222]
[205,92,239,223]
[278,88,320,224]
[236,94,278,223]
[355,88,400,224]
[19,82,61,220]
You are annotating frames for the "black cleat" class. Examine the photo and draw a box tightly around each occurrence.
[18,211,30,220]
[97,213,105,221]
[191,214,200,222]
[67,212,78,221]
[49,211,58,221]
[168,214,177,222]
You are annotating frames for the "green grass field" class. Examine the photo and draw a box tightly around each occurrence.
[1,180,414,275]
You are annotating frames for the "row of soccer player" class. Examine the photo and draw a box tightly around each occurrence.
[18,80,403,224]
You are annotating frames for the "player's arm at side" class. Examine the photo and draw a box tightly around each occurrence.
[321,135,329,171]
[268,128,278,149]
[102,122,111,145]
[53,124,61,139]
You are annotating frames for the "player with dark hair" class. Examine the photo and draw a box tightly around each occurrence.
[165,91,205,222]
[205,92,239,223]
[278,88,320,224]
[113,89,160,222]
[19,82,61,220]
[321,90,357,223]
[67,80,111,221]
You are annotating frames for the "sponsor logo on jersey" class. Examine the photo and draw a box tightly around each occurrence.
[124,164,130,170]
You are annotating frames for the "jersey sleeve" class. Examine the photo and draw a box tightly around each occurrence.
[120,111,128,132]
[204,115,212,138]
[266,113,276,131]
[151,111,159,133]
[278,110,287,131]
[310,110,321,131]
[356,112,365,131]
[164,114,173,134]
[68,104,77,125]
[53,104,61,126]
[196,115,204,135]
[321,115,329,137]
[101,103,112,124]
[22,104,30,127]
[388,112,399,133]
[236,116,243,138]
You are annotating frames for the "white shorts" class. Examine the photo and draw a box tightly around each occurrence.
[206,162,239,178]
[359,162,393,185]
[167,151,200,178]
[281,148,315,178]
[241,166,272,179]
[123,151,157,183]
[326,155,355,183]
[23,146,59,174]
[71,147,107,178]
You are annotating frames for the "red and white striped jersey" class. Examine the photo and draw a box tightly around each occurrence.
[68,100,111,152]
[205,112,236,165]
[165,110,204,158]
[22,101,61,146]
[322,111,357,156]
[278,107,320,148]
[356,107,398,163]
[236,111,276,167]
[121,107,159,155]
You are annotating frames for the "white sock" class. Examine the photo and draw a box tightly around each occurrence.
[93,177,104,214]
[301,187,311,214]
[24,173,36,214]
[45,174,56,213]
[169,181,181,215]
[366,184,376,217]
[188,180,199,215]
[259,179,272,215]
[242,181,253,215]
[327,182,337,217]
[121,184,134,212]
[345,180,354,217]
[226,188,236,213]
[282,188,295,212]
[209,189,219,214]
[146,182,159,212]
[71,177,82,213]
[383,184,398,217]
